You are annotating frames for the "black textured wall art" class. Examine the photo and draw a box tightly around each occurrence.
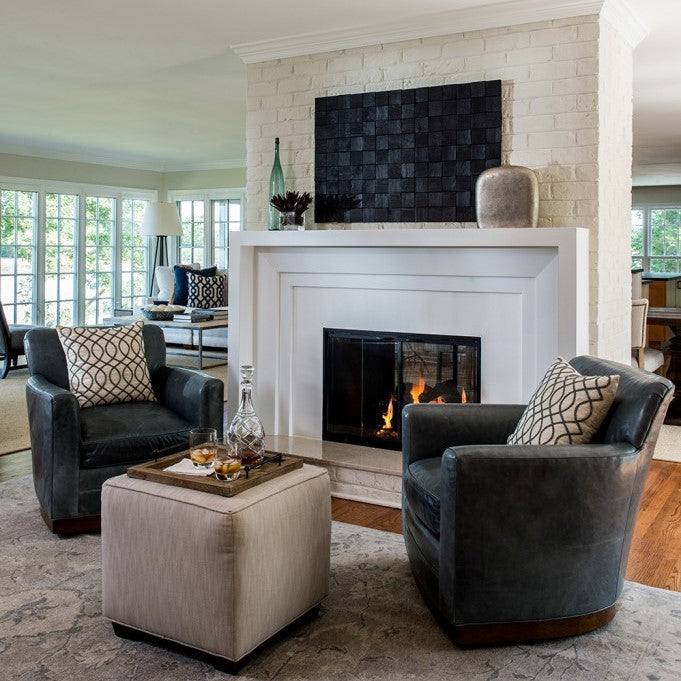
[314,80,501,223]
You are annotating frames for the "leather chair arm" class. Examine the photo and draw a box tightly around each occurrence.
[152,367,224,437]
[26,375,81,520]
[438,441,639,625]
[401,403,526,471]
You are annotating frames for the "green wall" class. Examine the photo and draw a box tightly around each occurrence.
[0,153,246,194]
[632,185,681,206]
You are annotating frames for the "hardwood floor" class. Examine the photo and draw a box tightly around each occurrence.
[336,461,681,594]
[3,450,679,592]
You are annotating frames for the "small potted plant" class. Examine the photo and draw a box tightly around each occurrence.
[270,190,313,230]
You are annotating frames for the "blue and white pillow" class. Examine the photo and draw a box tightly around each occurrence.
[187,272,226,309]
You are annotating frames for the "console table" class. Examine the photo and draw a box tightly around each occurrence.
[104,315,228,370]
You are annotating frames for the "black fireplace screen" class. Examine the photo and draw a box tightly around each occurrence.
[323,328,481,450]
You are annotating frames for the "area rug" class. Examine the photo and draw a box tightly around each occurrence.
[653,424,681,463]
[1,476,681,680]
[0,368,30,455]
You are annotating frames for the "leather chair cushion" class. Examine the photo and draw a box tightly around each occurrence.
[9,325,33,351]
[405,457,441,535]
[80,402,192,468]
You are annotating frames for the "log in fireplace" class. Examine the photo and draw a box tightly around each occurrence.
[323,328,480,450]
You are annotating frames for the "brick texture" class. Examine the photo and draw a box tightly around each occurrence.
[245,14,632,359]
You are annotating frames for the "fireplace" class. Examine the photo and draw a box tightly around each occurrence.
[323,328,480,450]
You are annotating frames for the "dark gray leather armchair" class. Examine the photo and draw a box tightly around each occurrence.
[25,325,224,534]
[402,355,674,645]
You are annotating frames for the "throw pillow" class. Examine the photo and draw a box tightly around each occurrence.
[187,272,226,309]
[507,357,619,446]
[56,321,156,409]
[172,265,217,306]
[165,263,200,304]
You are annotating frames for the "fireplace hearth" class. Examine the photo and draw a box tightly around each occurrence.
[323,328,480,450]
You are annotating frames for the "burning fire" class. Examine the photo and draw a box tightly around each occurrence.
[410,371,426,404]
[381,396,395,431]
[377,377,469,438]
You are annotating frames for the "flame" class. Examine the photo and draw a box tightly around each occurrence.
[432,396,445,404]
[382,396,395,430]
[410,371,426,404]
[461,388,467,404]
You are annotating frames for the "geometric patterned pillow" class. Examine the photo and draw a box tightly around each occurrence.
[186,272,226,309]
[507,357,619,446]
[56,321,156,409]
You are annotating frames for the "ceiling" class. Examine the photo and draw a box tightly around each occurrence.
[0,0,679,181]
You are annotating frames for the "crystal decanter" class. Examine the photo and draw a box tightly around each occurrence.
[227,364,265,465]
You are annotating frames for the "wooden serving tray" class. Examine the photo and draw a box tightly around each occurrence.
[127,450,303,497]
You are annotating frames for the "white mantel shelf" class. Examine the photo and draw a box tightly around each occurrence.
[229,227,589,444]
[234,226,586,249]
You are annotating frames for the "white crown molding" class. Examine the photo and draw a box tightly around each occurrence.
[0,141,246,174]
[600,0,647,47]
[161,158,247,173]
[231,0,606,64]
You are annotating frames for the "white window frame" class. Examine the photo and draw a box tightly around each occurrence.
[0,175,156,324]
[632,203,681,273]
[0,187,39,324]
[167,188,245,268]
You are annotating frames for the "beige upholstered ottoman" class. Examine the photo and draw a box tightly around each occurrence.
[101,464,331,669]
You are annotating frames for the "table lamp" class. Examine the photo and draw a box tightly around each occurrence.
[141,202,182,297]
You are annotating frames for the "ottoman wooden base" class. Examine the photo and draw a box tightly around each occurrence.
[102,465,331,664]
[111,604,321,674]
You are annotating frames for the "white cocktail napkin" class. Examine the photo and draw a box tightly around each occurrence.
[164,458,214,477]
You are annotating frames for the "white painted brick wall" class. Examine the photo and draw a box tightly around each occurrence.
[593,19,633,361]
[245,14,633,358]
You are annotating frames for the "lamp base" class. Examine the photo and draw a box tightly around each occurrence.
[149,235,170,297]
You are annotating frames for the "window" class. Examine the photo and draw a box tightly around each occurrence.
[0,190,37,324]
[632,207,681,273]
[84,196,115,324]
[0,177,154,326]
[44,193,78,326]
[213,199,241,269]
[179,200,205,265]
[120,199,149,310]
[169,189,244,269]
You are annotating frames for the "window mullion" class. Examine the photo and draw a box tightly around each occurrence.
[76,193,86,324]
[643,207,651,272]
[114,196,123,308]
[205,197,213,267]
[35,190,46,325]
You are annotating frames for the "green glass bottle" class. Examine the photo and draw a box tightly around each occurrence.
[268,137,285,230]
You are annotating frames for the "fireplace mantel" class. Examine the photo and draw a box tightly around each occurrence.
[228,228,589,438]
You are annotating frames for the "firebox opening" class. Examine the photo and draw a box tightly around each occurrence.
[323,328,481,451]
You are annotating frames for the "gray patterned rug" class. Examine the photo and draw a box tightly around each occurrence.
[2,475,681,681]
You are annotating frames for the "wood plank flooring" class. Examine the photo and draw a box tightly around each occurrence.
[3,450,679,592]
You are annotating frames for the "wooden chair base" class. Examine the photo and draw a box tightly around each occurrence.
[453,605,617,646]
[40,507,101,535]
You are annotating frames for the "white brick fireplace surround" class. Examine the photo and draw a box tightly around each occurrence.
[228,228,589,504]
[237,9,641,362]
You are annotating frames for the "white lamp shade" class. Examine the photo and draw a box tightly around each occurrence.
[141,203,182,237]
